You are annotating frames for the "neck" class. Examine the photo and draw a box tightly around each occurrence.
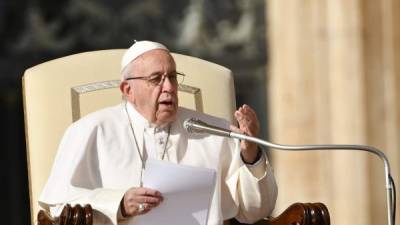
[126,102,170,128]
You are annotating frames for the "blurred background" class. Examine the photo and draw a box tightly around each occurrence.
[1,0,399,225]
[1,0,268,224]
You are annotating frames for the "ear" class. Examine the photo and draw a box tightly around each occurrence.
[120,81,132,98]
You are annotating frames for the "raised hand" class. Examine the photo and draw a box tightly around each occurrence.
[230,104,260,163]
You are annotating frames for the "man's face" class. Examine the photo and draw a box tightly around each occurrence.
[120,49,179,125]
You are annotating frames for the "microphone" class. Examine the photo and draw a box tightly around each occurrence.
[183,118,232,137]
[183,117,396,225]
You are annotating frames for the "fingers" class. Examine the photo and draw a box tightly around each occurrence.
[233,104,260,137]
[135,195,163,207]
[122,187,164,217]
[236,104,258,120]
[232,105,260,157]
[135,188,162,197]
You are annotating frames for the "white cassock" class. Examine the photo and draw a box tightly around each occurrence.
[39,102,277,225]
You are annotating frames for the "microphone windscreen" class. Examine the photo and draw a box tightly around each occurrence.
[183,118,195,133]
[183,118,231,137]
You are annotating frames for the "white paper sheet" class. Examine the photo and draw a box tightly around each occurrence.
[136,159,217,225]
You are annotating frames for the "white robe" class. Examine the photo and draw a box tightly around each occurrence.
[39,103,277,225]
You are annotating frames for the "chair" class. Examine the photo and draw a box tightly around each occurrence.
[23,50,329,225]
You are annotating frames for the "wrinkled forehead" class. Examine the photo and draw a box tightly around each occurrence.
[129,49,176,74]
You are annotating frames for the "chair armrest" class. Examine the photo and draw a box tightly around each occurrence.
[257,202,330,225]
[37,204,92,225]
[37,202,330,225]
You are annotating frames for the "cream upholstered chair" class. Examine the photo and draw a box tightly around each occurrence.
[22,49,237,224]
[23,50,331,225]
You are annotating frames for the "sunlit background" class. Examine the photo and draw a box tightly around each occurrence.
[1,0,399,225]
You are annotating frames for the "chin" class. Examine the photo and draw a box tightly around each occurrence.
[156,111,177,124]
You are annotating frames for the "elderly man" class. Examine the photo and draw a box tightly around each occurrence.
[39,41,277,225]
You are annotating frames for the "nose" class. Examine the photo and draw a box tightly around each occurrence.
[161,76,177,92]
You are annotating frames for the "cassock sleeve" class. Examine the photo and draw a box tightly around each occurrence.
[225,140,278,224]
[39,122,126,225]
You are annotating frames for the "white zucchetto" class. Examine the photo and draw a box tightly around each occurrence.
[121,40,169,71]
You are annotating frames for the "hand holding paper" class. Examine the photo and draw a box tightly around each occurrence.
[137,159,217,225]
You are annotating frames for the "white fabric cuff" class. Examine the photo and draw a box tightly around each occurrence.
[246,153,267,179]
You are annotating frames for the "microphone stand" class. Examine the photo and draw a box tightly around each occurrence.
[230,132,396,225]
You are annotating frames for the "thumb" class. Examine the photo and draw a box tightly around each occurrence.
[230,125,243,134]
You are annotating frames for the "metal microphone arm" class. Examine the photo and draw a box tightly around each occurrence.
[230,132,395,225]
[183,117,395,225]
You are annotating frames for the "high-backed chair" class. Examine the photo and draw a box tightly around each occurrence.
[23,50,330,225]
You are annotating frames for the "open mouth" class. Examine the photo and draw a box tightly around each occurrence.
[159,100,174,106]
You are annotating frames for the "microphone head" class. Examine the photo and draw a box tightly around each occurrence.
[183,118,231,137]
[183,118,195,133]
[184,118,206,133]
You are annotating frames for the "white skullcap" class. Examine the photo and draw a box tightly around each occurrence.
[121,40,169,71]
